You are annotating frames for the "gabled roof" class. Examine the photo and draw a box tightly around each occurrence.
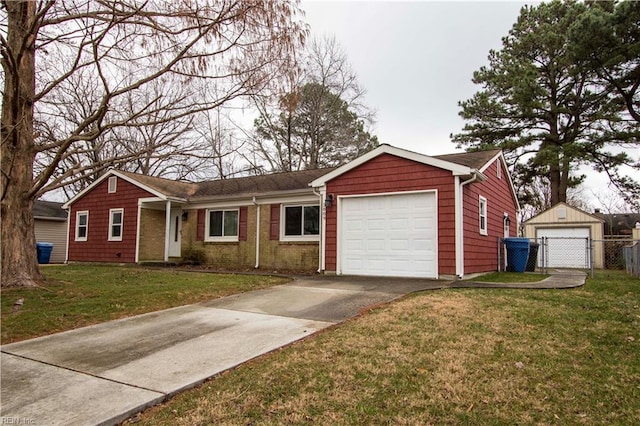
[191,168,335,201]
[524,202,605,224]
[63,167,336,207]
[34,200,67,220]
[311,144,497,188]
[433,149,502,170]
[117,171,197,199]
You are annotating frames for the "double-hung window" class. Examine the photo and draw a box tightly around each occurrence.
[282,204,320,241]
[109,208,124,241]
[206,209,239,242]
[479,196,488,236]
[75,211,89,241]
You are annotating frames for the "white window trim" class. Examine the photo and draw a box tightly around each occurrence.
[497,161,502,179]
[108,176,117,193]
[75,211,89,242]
[205,208,239,242]
[280,204,320,242]
[479,196,488,236]
[108,208,124,241]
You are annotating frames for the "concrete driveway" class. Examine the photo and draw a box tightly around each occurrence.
[1,276,446,426]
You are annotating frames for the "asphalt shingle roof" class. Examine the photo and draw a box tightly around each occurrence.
[34,200,67,219]
[191,168,336,199]
[433,149,502,170]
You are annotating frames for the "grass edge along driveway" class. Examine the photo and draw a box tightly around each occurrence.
[132,270,639,425]
[1,265,290,344]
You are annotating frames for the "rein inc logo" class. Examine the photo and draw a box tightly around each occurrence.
[1,418,35,425]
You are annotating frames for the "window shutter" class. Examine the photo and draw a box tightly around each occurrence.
[196,209,205,241]
[270,204,280,240]
[239,206,248,241]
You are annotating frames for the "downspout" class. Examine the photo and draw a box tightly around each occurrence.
[64,207,70,264]
[164,200,171,262]
[253,196,260,269]
[313,187,324,273]
[135,202,142,263]
[456,172,481,279]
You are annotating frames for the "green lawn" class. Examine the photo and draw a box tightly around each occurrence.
[133,270,640,425]
[1,265,289,344]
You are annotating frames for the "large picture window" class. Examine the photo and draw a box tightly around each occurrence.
[109,208,124,241]
[283,205,320,240]
[75,211,89,241]
[206,209,239,241]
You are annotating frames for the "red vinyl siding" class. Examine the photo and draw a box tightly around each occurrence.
[462,158,518,274]
[67,177,153,263]
[325,153,457,275]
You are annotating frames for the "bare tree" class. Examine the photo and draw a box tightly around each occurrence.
[1,0,307,287]
[248,35,378,172]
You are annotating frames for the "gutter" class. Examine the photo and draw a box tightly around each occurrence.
[253,196,260,269]
[313,187,324,273]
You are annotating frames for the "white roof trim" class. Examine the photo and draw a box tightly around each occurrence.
[478,151,521,212]
[310,144,473,188]
[62,170,173,208]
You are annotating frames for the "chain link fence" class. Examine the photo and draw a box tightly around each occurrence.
[498,236,640,278]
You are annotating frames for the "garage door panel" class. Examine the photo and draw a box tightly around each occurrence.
[537,228,590,268]
[340,192,437,278]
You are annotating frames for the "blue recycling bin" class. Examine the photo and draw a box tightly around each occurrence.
[504,238,530,273]
[36,242,54,264]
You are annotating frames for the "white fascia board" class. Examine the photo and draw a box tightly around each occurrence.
[479,151,520,212]
[310,144,472,187]
[62,171,115,209]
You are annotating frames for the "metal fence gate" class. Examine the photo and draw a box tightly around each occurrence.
[499,236,639,278]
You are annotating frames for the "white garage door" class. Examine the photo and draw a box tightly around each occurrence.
[340,192,437,278]
[537,227,590,268]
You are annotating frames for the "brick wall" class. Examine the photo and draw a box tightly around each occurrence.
[182,204,319,272]
[138,208,165,261]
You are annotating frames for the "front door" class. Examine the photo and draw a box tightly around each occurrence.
[169,208,182,257]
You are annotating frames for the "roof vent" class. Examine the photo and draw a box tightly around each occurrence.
[557,207,566,220]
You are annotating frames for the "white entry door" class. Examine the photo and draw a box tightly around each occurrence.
[339,192,437,278]
[169,208,182,257]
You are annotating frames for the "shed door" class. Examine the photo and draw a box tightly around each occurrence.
[537,227,590,268]
[340,192,437,278]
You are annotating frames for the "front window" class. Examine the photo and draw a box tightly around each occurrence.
[76,211,89,241]
[479,196,488,236]
[206,209,239,241]
[283,205,320,240]
[109,208,124,241]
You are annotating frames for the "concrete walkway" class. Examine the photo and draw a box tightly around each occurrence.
[0,272,585,426]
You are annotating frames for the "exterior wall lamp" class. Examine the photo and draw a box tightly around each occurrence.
[324,194,334,208]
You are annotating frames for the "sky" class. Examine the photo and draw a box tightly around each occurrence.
[300,0,531,155]
[300,0,635,210]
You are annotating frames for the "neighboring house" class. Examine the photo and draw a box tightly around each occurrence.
[595,211,640,237]
[34,200,68,263]
[522,202,605,269]
[63,144,519,279]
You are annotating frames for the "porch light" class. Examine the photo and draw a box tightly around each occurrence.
[324,194,334,208]
[182,211,189,221]
[503,214,511,227]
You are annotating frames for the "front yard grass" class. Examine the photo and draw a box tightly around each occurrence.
[1,265,289,344]
[135,270,639,425]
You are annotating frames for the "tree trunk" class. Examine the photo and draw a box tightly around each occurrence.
[1,2,43,288]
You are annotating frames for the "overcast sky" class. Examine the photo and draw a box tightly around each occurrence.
[300,0,637,210]
[301,0,533,155]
